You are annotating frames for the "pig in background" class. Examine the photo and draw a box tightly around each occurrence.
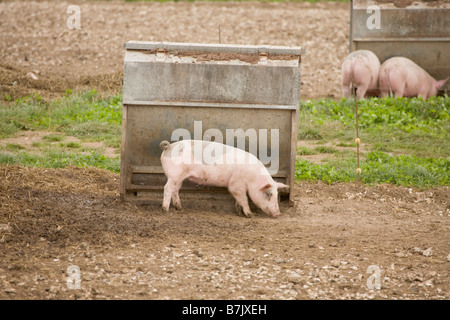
[379,57,449,100]
[341,50,381,99]
[159,140,288,218]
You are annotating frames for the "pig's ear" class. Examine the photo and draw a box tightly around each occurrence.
[276,182,289,191]
[435,77,449,90]
[258,183,272,192]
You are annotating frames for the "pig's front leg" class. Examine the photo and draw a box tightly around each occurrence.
[232,193,253,218]
[228,180,253,218]
[235,201,244,215]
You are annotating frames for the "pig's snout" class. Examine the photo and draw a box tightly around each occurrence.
[266,205,281,218]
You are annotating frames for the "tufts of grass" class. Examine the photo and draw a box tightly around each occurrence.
[296,96,449,188]
[314,146,337,154]
[299,96,450,158]
[0,90,122,172]
[0,150,120,173]
[295,151,449,189]
[296,146,316,156]
[43,134,65,142]
[1,90,448,189]
[5,143,25,151]
[0,90,122,148]
[61,141,81,149]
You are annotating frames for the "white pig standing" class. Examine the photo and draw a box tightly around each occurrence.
[159,140,288,218]
[341,50,381,99]
[379,57,449,99]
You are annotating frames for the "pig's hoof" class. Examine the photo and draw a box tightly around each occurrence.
[162,205,170,212]
[235,202,243,214]
[173,201,182,210]
[243,211,254,218]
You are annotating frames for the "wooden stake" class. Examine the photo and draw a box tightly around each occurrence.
[352,84,361,182]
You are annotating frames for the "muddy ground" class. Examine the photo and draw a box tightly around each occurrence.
[0,1,449,300]
[0,166,449,300]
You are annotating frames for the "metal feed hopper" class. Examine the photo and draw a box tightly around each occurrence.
[350,0,450,94]
[120,41,302,206]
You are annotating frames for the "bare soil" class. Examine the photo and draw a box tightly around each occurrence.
[0,1,449,300]
[1,166,449,300]
[0,0,349,101]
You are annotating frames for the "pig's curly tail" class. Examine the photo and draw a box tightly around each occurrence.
[160,140,171,150]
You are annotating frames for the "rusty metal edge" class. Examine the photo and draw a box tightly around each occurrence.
[124,41,303,56]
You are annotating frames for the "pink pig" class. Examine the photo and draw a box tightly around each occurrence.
[379,57,448,99]
[341,50,381,99]
[159,140,288,218]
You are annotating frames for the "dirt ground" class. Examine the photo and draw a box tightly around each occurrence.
[0,1,449,300]
[0,166,449,300]
[0,0,349,101]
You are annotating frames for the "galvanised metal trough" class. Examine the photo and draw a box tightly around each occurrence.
[350,0,449,94]
[120,41,302,206]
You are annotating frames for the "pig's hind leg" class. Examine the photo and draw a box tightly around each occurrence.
[341,62,352,99]
[171,188,182,210]
[356,83,369,99]
[162,178,183,211]
[353,63,371,99]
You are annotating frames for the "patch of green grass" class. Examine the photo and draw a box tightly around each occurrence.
[298,127,323,140]
[43,134,65,142]
[0,152,18,165]
[361,151,449,188]
[314,146,337,154]
[371,142,394,153]
[60,141,81,149]
[296,146,316,156]
[31,141,47,148]
[5,143,25,151]
[297,96,449,188]
[1,90,448,189]
[0,90,122,172]
[336,142,353,148]
[299,96,450,158]
[0,150,120,173]
[0,89,122,146]
[295,151,449,189]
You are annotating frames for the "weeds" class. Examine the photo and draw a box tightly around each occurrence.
[297,96,450,188]
[0,91,448,188]
[0,90,121,172]
[0,150,120,173]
